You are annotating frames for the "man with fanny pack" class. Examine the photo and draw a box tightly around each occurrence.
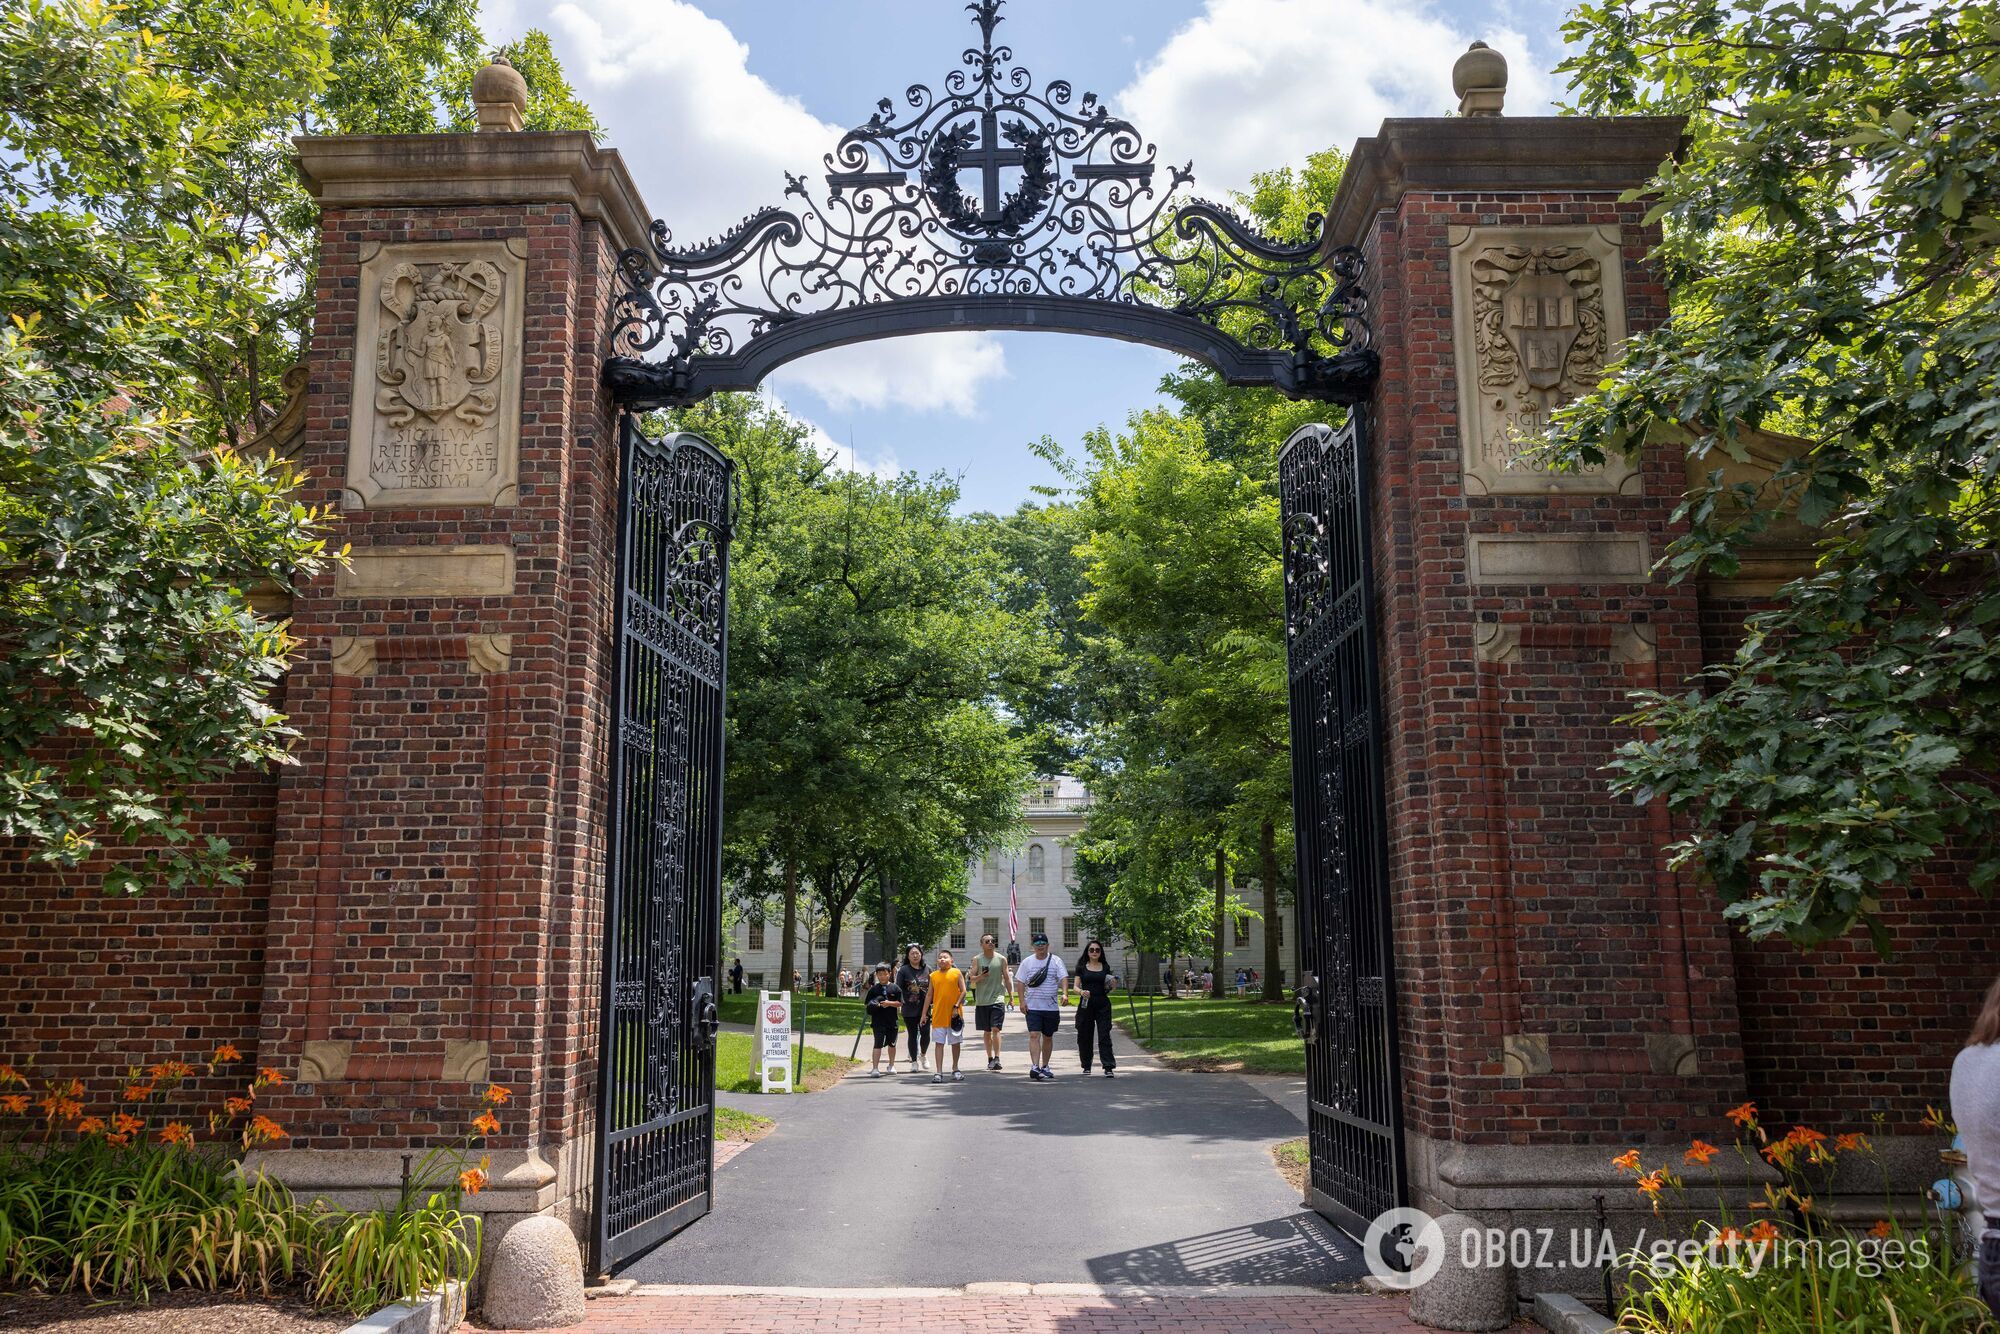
[1017,931,1069,1081]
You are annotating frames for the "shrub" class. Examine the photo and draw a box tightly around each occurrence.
[1609,1103,1995,1331]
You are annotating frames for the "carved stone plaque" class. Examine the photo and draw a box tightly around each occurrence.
[346,239,527,508]
[1449,225,1635,495]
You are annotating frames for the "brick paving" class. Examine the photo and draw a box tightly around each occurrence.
[480,1290,1435,1332]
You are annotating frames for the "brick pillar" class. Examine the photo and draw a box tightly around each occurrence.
[1326,116,1755,1295]
[247,128,651,1255]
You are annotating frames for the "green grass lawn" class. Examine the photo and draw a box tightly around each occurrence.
[719,990,869,1036]
[714,1105,773,1141]
[714,1029,853,1093]
[1114,994,1303,1074]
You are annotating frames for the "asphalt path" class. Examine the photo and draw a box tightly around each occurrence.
[626,1007,1363,1289]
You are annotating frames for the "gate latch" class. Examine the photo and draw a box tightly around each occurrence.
[1293,973,1321,1044]
[691,977,721,1051]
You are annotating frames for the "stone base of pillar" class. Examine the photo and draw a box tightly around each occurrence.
[245,1136,594,1296]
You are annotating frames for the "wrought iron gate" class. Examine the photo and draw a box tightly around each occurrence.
[593,421,734,1270]
[1278,416,1407,1239]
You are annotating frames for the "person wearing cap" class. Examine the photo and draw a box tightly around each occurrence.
[966,932,1014,1072]
[1016,930,1069,1081]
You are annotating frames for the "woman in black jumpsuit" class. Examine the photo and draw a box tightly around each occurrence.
[895,943,931,1067]
[1074,939,1117,1076]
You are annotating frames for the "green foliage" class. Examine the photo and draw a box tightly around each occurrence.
[0,1139,314,1299]
[0,0,595,895]
[681,395,1049,982]
[1115,995,1304,1074]
[313,1191,477,1316]
[1550,0,2000,946]
[713,1030,850,1094]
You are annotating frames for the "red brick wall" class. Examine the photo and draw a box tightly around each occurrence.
[0,761,279,1122]
[1367,191,1751,1147]
[1698,594,1996,1131]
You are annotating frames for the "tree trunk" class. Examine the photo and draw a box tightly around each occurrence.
[779,857,799,992]
[1211,845,1227,999]
[881,873,897,967]
[1259,818,1284,1002]
[824,898,845,999]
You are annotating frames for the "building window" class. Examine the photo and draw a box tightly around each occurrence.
[748,921,765,951]
[1062,916,1079,949]
[950,925,967,949]
[1234,914,1250,946]
[982,916,1000,944]
[1039,781,1058,804]
[1029,916,1045,942]
[748,971,765,990]
[1027,844,1046,883]
[1273,913,1283,947]
[983,849,1000,881]
[811,920,828,947]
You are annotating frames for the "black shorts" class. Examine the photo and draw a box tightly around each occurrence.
[1024,1008,1060,1036]
[974,1003,1005,1032]
[870,1019,898,1049]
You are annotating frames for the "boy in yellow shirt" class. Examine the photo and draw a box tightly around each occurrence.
[928,949,967,1083]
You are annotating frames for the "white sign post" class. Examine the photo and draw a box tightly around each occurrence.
[757,990,793,1093]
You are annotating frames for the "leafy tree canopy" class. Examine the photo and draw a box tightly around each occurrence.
[0,0,594,892]
[1552,0,2000,948]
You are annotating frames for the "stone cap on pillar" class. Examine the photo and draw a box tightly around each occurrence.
[1319,116,1686,255]
[294,132,655,256]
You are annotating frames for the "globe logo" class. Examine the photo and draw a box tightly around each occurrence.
[1362,1207,1446,1290]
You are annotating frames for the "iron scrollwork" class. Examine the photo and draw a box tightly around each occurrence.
[604,0,1378,408]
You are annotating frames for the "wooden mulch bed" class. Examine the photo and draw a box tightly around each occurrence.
[0,1289,348,1334]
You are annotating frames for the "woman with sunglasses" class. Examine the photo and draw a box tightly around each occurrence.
[1073,938,1119,1077]
[894,943,931,1070]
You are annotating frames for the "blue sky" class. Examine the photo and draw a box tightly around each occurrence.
[481,0,1568,513]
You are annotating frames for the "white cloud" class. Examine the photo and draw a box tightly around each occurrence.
[786,406,903,480]
[769,333,1008,417]
[1117,0,1555,195]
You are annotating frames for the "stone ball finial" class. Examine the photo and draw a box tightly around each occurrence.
[1453,41,1508,118]
[473,54,528,133]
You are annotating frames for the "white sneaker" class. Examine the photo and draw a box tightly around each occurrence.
[952,1072,964,1082]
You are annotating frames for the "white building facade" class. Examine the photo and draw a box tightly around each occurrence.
[725,776,1299,991]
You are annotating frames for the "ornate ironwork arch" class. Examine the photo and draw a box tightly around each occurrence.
[603,0,1379,409]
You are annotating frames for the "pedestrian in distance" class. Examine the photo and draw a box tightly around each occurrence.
[863,962,901,1076]
[929,948,967,1083]
[895,944,931,1070]
[966,933,1013,1071]
[1017,931,1069,1081]
[729,957,744,995]
[1074,938,1118,1077]
[1955,969,2000,1317]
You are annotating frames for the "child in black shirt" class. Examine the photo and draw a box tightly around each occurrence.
[864,963,902,1076]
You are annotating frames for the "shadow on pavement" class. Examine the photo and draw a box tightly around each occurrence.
[1084,1212,1363,1288]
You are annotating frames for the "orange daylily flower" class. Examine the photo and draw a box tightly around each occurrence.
[0,1065,24,1088]
[148,1060,194,1083]
[1835,1133,1869,1153]
[1684,1140,1719,1165]
[244,1114,288,1144]
[256,1068,286,1089]
[471,1110,501,1138]
[159,1122,195,1148]
[459,1156,491,1195]
[1869,1219,1894,1240]
[1747,1220,1781,1245]
[1636,1169,1670,1196]
[482,1084,511,1106]
[75,1116,106,1136]
[103,1132,131,1148]
[1714,1226,1744,1245]
[212,1043,242,1064]
[1726,1102,1758,1128]
[0,1094,27,1115]
[124,1082,155,1102]
[111,1113,144,1136]
[1612,1149,1642,1172]
[41,1081,83,1124]
[224,1095,255,1116]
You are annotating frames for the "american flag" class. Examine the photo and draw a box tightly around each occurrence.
[1008,855,1019,943]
